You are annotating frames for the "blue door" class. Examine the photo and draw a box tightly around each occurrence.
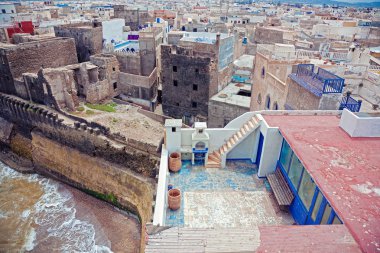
[256,133,264,166]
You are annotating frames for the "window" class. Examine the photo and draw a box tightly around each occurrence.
[176,102,179,106]
[288,155,304,190]
[195,68,199,73]
[11,10,14,13]
[265,95,271,109]
[320,203,332,224]
[193,84,198,91]
[298,170,316,210]
[112,67,116,71]
[311,191,323,221]
[2,9,5,14]
[172,127,176,132]
[113,82,117,90]
[192,101,197,108]
[279,140,293,172]
[257,93,262,104]
[173,66,177,72]
[261,67,265,78]
[273,102,278,110]
[173,80,178,86]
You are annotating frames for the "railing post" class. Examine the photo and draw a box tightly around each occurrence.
[357,100,362,112]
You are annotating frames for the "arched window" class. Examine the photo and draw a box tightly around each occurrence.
[273,102,278,110]
[257,93,262,104]
[261,67,265,78]
[195,141,206,150]
[265,95,271,109]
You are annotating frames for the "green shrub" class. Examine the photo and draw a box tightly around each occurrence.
[85,103,116,112]
[77,106,85,112]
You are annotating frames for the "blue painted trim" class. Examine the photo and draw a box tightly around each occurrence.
[226,158,254,162]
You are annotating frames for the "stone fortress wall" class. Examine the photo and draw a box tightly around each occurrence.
[0,93,159,252]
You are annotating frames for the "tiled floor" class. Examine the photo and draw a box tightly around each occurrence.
[165,160,293,228]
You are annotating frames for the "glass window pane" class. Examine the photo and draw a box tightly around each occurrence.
[298,170,316,210]
[321,204,332,224]
[279,140,293,173]
[311,191,323,221]
[333,216,342,224]
[288,155,303,190]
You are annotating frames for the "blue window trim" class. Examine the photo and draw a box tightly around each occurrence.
[277,138,343,225]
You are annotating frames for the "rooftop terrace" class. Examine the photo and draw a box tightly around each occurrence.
[264,114,380,253]
[289,64,345,97]
[165,160,293,228]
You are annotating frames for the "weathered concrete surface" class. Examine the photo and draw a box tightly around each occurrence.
[31,131,155,252]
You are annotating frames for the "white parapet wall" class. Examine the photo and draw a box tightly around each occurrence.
[340,109,380,137]
[257,114,283,178]
[153,145,169,226]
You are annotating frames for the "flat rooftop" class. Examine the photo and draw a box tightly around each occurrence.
[263,114,380,253]
[210,82,251,108]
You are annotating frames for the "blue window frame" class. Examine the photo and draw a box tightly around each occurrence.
[288,155,304,191]
[279,140,293,172]
[277,137,343,226]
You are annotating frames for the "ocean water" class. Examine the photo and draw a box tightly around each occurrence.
[0,161,140,253]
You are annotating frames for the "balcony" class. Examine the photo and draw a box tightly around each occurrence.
[289,64,345,97]
[339,93,362,112]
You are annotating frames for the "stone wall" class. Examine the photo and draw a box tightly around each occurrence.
[254,27,283,44]
[0,93,159,177]
[31,131,154,252]
[161,45,211,121]
[116,53,142,75]
[0,93,161,252]
[54,23,103,63]
[208,100,250,128]
[285,78,320,110]
[0,37,78,95]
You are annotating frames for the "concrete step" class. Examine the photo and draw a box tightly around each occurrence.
[233,134,239,142]
[240,128,246,135]
[230,137,236,146]
[205,161,221,168]
[244,123,250,132]
[236,131,242,139]
[248,120,254,129]
[214,151,221,159]
[222,144,228,152]
[208,154,220,163]
[146,227,261,253]
[227,140,232,149]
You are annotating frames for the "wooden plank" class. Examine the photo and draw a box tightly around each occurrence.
[267,168,294,206]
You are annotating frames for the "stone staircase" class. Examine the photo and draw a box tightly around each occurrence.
[206,115,261,169]
[145,227,260,253]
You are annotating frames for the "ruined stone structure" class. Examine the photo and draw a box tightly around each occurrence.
[114,5,153,31]
[0,37,78,95]
[161,44,213,124]
[54,22,103,63]
[161,32,234,124]
[18,54,119,111]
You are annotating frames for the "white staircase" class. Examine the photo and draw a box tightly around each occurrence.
[206,114,261,169]
[145,227,260,253]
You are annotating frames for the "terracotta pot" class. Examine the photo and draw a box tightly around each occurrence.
[169,152,181,172]
[168,189,181,210]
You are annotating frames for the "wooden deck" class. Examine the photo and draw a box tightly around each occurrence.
[146,227,261,253]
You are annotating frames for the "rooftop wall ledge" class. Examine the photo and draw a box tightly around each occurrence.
[339,109,380,137]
